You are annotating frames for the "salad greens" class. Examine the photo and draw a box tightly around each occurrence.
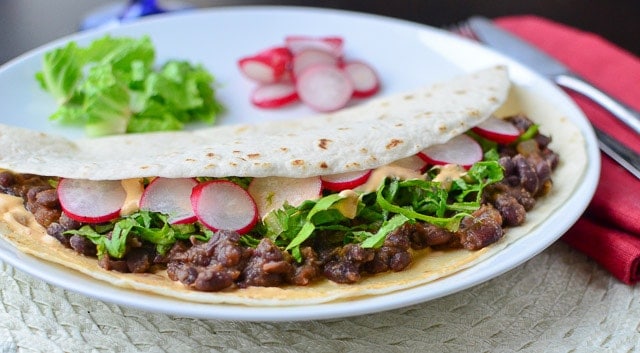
[36,35,224,137]
[65,160,503,263]
[67,211,212,259]
[251,160,503,260]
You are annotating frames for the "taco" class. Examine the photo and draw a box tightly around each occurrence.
[0,66,587,305]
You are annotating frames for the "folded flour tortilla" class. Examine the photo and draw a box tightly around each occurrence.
[0,66,509,180]
[0,66,588,305]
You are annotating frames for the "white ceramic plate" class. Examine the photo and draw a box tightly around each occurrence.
[0,6,599,321]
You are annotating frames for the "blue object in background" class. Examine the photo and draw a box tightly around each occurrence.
[80,0,193,30]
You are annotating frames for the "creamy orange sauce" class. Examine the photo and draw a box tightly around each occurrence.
[432,164,467,190]
[0,193,56,244]
[120,178,145,216]
[354,165,424,194]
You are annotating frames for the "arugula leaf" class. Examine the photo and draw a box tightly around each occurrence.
[66,210,210,259]
[36,35,224,137]
[284,193,346,253]
[375,179,464,232]
[360,214,409,248]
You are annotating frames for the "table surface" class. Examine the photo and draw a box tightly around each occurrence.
[1,2,639,352]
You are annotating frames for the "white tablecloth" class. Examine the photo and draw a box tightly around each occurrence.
[1,241,638,352]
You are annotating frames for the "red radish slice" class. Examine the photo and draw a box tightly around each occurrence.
[342,61,380,98]
[292,49,340,78]
[57,179,127,223]
[285,35,344,57]
[250,82,299,108]
[390,155,428,172]
[418,134,483,169]
[237,46,293,84]
[295,64,354,112]
[471,117,521,144]
[139,177,198,224]
[321,170,372,191]
[248,176,322,218]
[190,180,258,234]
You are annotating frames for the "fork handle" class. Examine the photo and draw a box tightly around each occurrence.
[555,72,640,135]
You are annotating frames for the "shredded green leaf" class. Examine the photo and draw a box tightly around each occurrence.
[65,211,211,259]
[36,35,224,137]
[248,159,504,261]
[66,160,503,263]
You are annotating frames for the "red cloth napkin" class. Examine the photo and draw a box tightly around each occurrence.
[494,16,640,284]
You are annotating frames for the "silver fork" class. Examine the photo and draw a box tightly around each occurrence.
[448,20,640,180]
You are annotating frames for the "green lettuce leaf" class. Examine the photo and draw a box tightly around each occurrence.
[35,41,83,105]
[36,35,223,137]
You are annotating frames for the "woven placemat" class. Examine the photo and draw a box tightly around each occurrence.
[0,241,638,353]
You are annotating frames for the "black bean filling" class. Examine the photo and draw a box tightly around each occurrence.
[0,114,558,291]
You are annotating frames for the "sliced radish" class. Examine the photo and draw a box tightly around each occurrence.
[250,82,299,108]
[342,61,380,98]
[139,177,198,224]
[321,170,372,192]
[390,155,428,172]
[237,46,293,84]
[292,49,340,78]
[295,64,354,112]
[248,176,322,218]
[190,180,258,234]
[418,134,483,169]
[57,179,127,223]
[285,35,344,57]
[471,116,521,144]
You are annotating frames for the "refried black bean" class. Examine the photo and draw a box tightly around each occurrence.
[69,234,97,256]
[166,231,246,291]
[406,223,454,250]
[238,238,294,288]
[455,205,504,250]
[288,247,321,286]
[0,115,560,291]
[492,194,527,226]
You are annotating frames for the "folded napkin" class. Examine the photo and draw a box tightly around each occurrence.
[495,16,640,284]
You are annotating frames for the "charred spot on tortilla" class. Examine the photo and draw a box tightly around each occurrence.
[467,108,481,118]
[247,153,261,159]
[386,139,403,149]
[317,139,332,150]
[319,162,329,169]
[291,159,305,167]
